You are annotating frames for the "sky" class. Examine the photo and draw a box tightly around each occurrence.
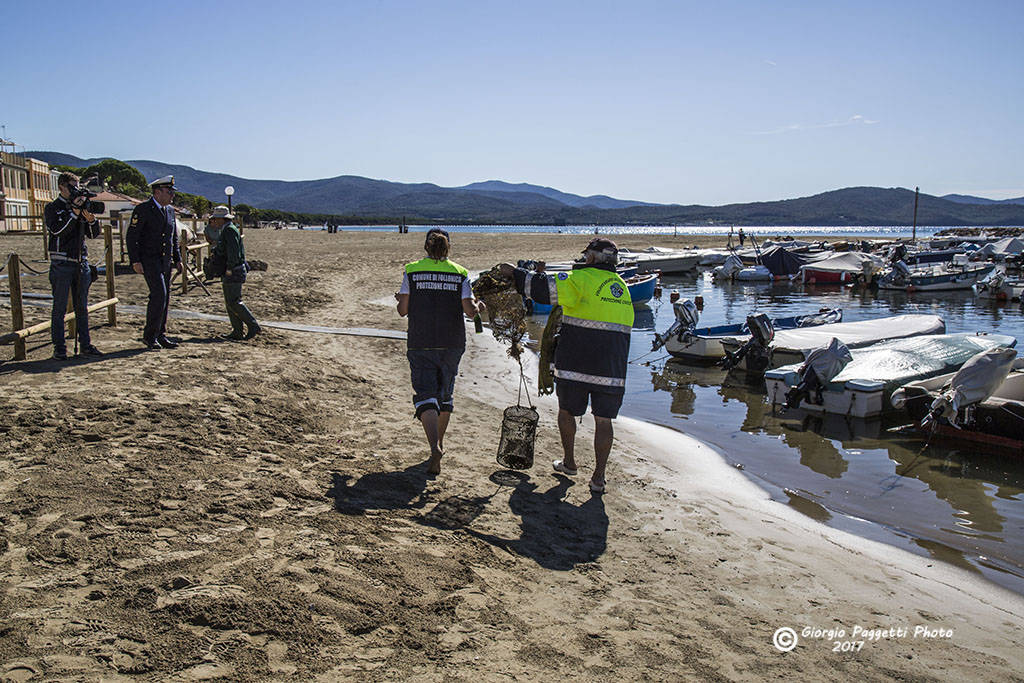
[4,0,1023,205]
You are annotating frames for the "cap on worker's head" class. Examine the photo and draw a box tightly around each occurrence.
[149,175,175,190]
[424,227,450,249]
[211,205,234,220]
[582,237,618,255]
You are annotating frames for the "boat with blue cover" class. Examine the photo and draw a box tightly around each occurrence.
[526,272,659,314]
[652,302,842,362]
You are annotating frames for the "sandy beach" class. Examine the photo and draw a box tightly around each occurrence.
[2,229,1024,681]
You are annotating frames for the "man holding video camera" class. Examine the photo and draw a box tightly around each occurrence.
[126,175,183,350]
[44,172,103,360]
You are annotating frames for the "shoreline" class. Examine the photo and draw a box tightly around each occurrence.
[2,230,1024,678]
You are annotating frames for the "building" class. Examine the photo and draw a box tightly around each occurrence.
[0,142,31,233]
[27,157,57,231]
[93,189,142,218]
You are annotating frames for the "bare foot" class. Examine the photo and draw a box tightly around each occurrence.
[427,450,443,475]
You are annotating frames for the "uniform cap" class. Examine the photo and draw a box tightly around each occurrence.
[211,205,234,220]
[582,237,618,254]
[149,175,175,189]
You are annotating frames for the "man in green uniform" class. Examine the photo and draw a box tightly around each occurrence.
[208,205,261,340]
[499,238,633,493]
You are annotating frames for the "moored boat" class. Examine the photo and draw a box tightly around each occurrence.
[652,302,842,363]
[618,247,701,274]
[527,272,658,314]
[765,333,1017,418]
[719,314,947,372]
[877,261,995,292]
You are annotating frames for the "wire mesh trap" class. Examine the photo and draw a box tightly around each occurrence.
[497,405,539,470]
[472,267,527,359]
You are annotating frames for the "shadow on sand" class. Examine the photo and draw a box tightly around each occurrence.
[465,472,609,570]
[327,462,433,515]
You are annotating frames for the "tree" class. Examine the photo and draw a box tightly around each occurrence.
[82,159,147,194]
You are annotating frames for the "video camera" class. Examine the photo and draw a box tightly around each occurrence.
[69,175,106,215]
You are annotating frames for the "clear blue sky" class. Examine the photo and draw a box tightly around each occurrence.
[4,0,1022,204]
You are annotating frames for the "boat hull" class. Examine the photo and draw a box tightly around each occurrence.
[878,264,995,291]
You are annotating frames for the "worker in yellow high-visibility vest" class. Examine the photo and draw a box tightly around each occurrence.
[499,237,633,493]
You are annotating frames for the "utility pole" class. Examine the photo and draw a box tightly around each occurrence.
[912,186,919,244]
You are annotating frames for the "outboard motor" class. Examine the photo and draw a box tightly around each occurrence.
[889,243,908,266]
[652,300,699,351]
[719,313,774,372]
[783,338,852,409]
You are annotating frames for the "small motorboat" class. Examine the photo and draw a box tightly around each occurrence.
[719,314,947,372]
[890,347,1024,454]
[618,247,701,274]
[765,333,1017,418]
[877,260,996,292]
[974,270,1024,302]
[652,301,842,363]
[800,252,883,285]
[527,272,659,314]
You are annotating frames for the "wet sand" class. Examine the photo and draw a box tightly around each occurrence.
[1,230,1023,680]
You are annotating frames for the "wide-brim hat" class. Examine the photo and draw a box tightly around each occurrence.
[149,174,176,190]
[211,205,234,220]
[583,237,618,254]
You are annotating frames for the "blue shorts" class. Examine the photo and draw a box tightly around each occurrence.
[408,348,464,418]
[556,380,623,419]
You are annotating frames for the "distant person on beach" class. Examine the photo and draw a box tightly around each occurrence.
[497,237,634,493]
[395,228,485,475]
[126,175,183,351]
[208,206,261,340]
[44,172,103,360]
[738,228,746,246]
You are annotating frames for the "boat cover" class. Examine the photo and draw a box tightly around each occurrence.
[973,237,1024,259]
[776,333,1016,388]
[760,246,806,277]
[761,314,946,355]
[801,337,853,384]
[891,346,1018,416]
[735,265,773,281]
[713,254,744,279]
[801,252,882,276]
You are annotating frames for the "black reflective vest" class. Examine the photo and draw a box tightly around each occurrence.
[405,258,469,349]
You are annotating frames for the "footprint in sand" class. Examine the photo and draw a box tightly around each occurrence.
[254,528,278,548]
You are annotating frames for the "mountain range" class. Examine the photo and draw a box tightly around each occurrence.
[28,151,1024,226]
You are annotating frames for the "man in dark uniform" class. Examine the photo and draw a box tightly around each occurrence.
[44,172,103,360]
[126,175,183,350]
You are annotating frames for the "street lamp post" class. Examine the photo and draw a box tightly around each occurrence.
[224,185,238,234]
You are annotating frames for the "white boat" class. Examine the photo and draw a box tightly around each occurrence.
[974,270,1024,302]
[720,314,946,372]
[654,304,842,362]
[765,333,1017,418]
[618,247,701,274]
[800,252,884,285]
[877,261,996,291]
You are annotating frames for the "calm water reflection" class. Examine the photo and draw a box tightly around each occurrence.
[531,270,1024,593]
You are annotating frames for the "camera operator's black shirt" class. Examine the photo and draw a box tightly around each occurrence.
[45,197,97,261]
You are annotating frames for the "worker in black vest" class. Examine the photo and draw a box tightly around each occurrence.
[126,175,183,350]
[396,229,485,475]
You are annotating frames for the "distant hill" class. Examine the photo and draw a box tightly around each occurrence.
[457,180,655,209]
[26,151,1024,225]
[941,193,1024,206]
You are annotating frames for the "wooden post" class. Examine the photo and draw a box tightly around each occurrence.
[116,214,126,262]
[8,253,26,360]
[104,223,117,326]
[180,232,189,294]
[66,288,76,342]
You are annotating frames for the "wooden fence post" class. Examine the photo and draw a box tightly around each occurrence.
[180,232,189,294]
[8,253,26,361]
[104,223,117,326]
[66,288,76,342]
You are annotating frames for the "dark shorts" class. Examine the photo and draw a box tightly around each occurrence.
[556,380,623,419]
[407,348,464,418]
